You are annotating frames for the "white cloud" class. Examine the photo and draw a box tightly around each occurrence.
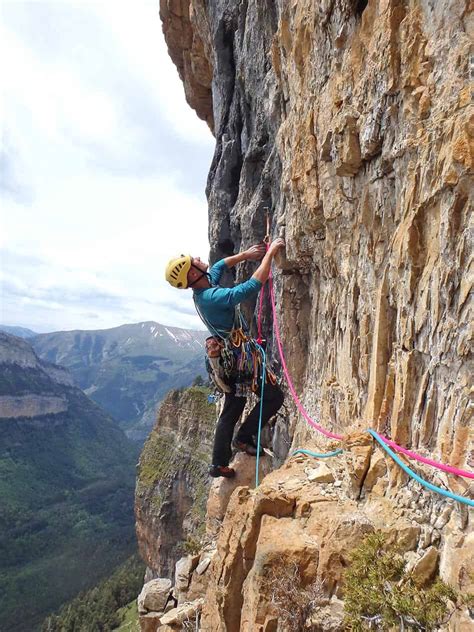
[87,0,212,144]
[0,0,215,333]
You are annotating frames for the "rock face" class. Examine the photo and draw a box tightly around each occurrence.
[0,394,68,419]
[143,1,473,630]
[162,0,472,466]
[138,578,173,615]
[200,449,473,631]
[135,387,215,581]
[160,0,213,128]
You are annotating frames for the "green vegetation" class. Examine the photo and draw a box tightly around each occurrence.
[266,559,324,631]
[42,555,144,632]
[137,387,215,560]
[137,386,214,498]
[0,388,139,631]
[114,601,140,631]
[343,532,472,631]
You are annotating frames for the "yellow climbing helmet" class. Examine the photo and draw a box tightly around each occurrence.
[165,254,192,289]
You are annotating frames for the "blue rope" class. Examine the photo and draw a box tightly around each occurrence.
[250,348,471,506]
[293,448,344,458]
[368,429,474,508]
[254,343,266,487]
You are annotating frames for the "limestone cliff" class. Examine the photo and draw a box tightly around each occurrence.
[135,387,215,581]
[136,1,473,630]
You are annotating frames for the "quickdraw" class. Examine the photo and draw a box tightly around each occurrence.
[231,327,247,348]
[229,322,276,393]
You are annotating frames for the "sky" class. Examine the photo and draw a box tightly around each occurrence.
[0,0,215,333]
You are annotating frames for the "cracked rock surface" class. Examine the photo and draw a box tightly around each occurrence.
[141,1,474,630]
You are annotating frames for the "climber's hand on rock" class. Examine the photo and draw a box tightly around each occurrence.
[245,244,267,261]
[269,238,285,256]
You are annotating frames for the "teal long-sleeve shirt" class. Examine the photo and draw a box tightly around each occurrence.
[193,259,262,337]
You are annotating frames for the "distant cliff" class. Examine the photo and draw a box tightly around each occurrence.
[32,321,207,440]
[135,386,215,581]
[0,333,138,630]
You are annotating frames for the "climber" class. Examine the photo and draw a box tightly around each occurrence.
[165,239,285,478]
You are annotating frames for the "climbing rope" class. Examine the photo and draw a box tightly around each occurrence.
[256,283,265,345]
[255,341,266,486]
[291,435,473,508]
[378,434,474,480]
[268,272,344,440]
[368,430,474,508]
[293,448,344,459]
[254,226,473,503]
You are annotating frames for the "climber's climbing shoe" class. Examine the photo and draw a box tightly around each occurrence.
[208,465,236,479]
[232,439,264,457]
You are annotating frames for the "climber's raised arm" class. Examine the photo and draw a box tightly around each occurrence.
[223,243,267,268]
[252,238,285,284]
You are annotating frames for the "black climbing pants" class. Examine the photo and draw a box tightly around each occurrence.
[212,379,284,467]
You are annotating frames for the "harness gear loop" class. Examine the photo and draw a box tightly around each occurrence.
[194,293,273,396]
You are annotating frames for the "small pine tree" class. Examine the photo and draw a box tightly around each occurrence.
[343,532,472,631]
[192,374,204,387]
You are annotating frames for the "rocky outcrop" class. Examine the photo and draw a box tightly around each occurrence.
[138,578,173,615]
[136,443,275,631]
[135,387,215,581]
[0,394,68,419]
[0,333,74,419]
[201,448,473,631]
[136,443,472,630]
[0,332,44,368]
[159,0,213,128]
[143,1,473,630]
[0,332,72,386]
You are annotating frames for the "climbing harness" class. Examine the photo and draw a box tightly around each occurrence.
[194,293,276,398]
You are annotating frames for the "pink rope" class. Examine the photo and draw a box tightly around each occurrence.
[379,434,474,480]
[267,263,473,476]
[256,281,265,344]
[268,272,343,440]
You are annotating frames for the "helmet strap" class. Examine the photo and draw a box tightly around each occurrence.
[188,265,210,288]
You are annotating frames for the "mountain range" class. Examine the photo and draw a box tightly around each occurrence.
[30,321,208,441]
[0,325,37,339]
[0,332,139,630]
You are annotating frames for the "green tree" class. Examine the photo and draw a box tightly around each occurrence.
[343,532,472,631]
[42,555,144,632]
[192,374,205,386]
